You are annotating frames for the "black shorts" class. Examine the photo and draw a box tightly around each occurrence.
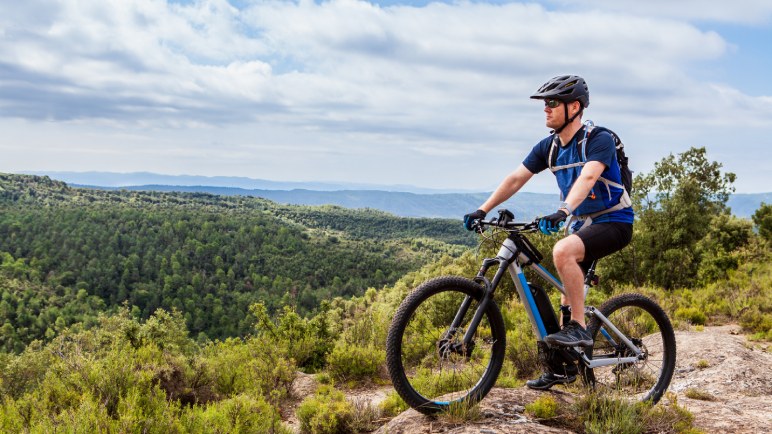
[574,222,633,270]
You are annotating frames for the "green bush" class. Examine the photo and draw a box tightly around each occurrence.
[501,304,538,379]
[675,307,707,326]
[296,385,353,434]
[326,342,385,383]
[379,392,408,417]
[0,308,297,432]
[251,303,332,372]
[739,306,772,340]
[684,388,717,401]
[574,392,697,434]
[182,394,290,434]
[575,393,646,434]
[348,398,382,432]
[525,395,558,419]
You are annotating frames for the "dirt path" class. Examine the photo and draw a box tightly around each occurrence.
[283,326,771,433]
[669,325,771,433]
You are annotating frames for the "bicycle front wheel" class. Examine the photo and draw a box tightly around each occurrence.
[385,276,506,414]
[585,293,676,403]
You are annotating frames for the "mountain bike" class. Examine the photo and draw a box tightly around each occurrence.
[385,209,676,414]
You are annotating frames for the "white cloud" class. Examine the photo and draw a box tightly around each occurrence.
[0,0,770,192]
[549,0,772,25]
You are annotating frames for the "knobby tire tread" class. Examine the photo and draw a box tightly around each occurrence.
[586,293,677,404]
[385,276,506,415]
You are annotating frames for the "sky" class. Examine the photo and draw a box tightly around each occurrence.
[1,0,771,193]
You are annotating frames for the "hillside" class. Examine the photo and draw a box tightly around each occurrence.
[0,173,473,351]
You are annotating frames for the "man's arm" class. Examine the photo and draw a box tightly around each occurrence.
[562,160,605,213]
[479,164,535,213]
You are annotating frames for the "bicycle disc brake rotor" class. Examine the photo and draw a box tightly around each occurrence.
[437,332,475,360]
[612,337,645,374]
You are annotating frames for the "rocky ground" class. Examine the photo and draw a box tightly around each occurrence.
[283,325,771,433]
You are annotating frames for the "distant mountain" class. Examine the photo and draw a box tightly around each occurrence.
[81,184,560,220]
[727,193,772,219]
[26,171,770,219]
[25,171,477,194]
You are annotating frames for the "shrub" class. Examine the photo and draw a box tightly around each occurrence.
[315,372,333,385]
[296,385,353,434]
[251,303,332,372]
[439,400,482,424]
[643,393,696,433]
[525,395,558,419]
[182,394,291,434]
[379,392,408,417]
[684,388,717,401]
[326,342,384,383]
[739,306,772,339]
[575,393,645,434]
[574,392,698,434]
[495,359,523,388]
[675,307,707,326]
[348,398,382,432]
[501,303,539,379]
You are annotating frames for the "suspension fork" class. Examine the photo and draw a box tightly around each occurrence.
[443,258,508,347]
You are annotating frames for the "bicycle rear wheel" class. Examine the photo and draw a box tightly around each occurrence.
[385,276,506,414]
[585,293,676,403]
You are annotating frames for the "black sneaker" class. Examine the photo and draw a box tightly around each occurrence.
[526,372,576,390]
[544,320,593,347]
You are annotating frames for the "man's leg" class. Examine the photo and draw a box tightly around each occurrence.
[527,235,586,389]
[528,223,633,389]
[540,235,593,347]
[552,235,586,326]
[544,223,633,347]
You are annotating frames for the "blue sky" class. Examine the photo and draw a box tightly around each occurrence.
[1,0,771,193]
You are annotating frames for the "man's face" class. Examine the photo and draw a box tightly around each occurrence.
[543,98,564,129]
[543,99,580,129]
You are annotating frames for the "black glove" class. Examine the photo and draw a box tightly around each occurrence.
[538,209,568,235]
[463,209,486,231]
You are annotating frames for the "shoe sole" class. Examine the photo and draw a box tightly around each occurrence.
[526,376,577,390]
[544,336,593,347]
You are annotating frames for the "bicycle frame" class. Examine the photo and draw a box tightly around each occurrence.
[452,230,643,370]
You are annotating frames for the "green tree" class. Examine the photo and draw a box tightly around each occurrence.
[752,202,772,242]
[631,147,736,289]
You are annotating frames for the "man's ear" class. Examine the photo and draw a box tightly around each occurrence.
[571,101,582,116]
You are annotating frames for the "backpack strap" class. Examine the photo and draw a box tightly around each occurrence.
[548,126,591,173]
[549,120,633,233]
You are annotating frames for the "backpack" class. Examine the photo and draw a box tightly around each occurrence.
[547,120,633,221]
[548,120,633,194]
[591,124,633,194]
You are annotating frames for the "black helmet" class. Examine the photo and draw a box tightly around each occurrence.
[530,75,590,108]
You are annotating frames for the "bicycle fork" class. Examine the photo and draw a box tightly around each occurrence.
[441,258,508,355]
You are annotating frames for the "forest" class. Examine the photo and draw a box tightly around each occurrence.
[0,147,770,433]
[0,173,474,351]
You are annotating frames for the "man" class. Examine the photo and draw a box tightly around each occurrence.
[463,75,634,390]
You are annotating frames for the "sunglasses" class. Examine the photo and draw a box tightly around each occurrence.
[544,99,562,108]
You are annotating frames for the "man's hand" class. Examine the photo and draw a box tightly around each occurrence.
[463,209,487,231]
[538,209,569,235]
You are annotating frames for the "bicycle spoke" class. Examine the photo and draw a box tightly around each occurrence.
[586,294,676,403]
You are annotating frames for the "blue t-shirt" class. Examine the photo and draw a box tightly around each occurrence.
[523,127,634,225]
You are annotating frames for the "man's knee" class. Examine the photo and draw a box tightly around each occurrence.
[552,236,584,267]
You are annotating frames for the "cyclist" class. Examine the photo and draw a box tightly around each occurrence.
[463,75,634,390]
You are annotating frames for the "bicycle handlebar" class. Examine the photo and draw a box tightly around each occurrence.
[471,209,540,233]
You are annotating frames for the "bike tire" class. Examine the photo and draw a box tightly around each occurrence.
[386,276,506,414]
[585,293,676,404]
